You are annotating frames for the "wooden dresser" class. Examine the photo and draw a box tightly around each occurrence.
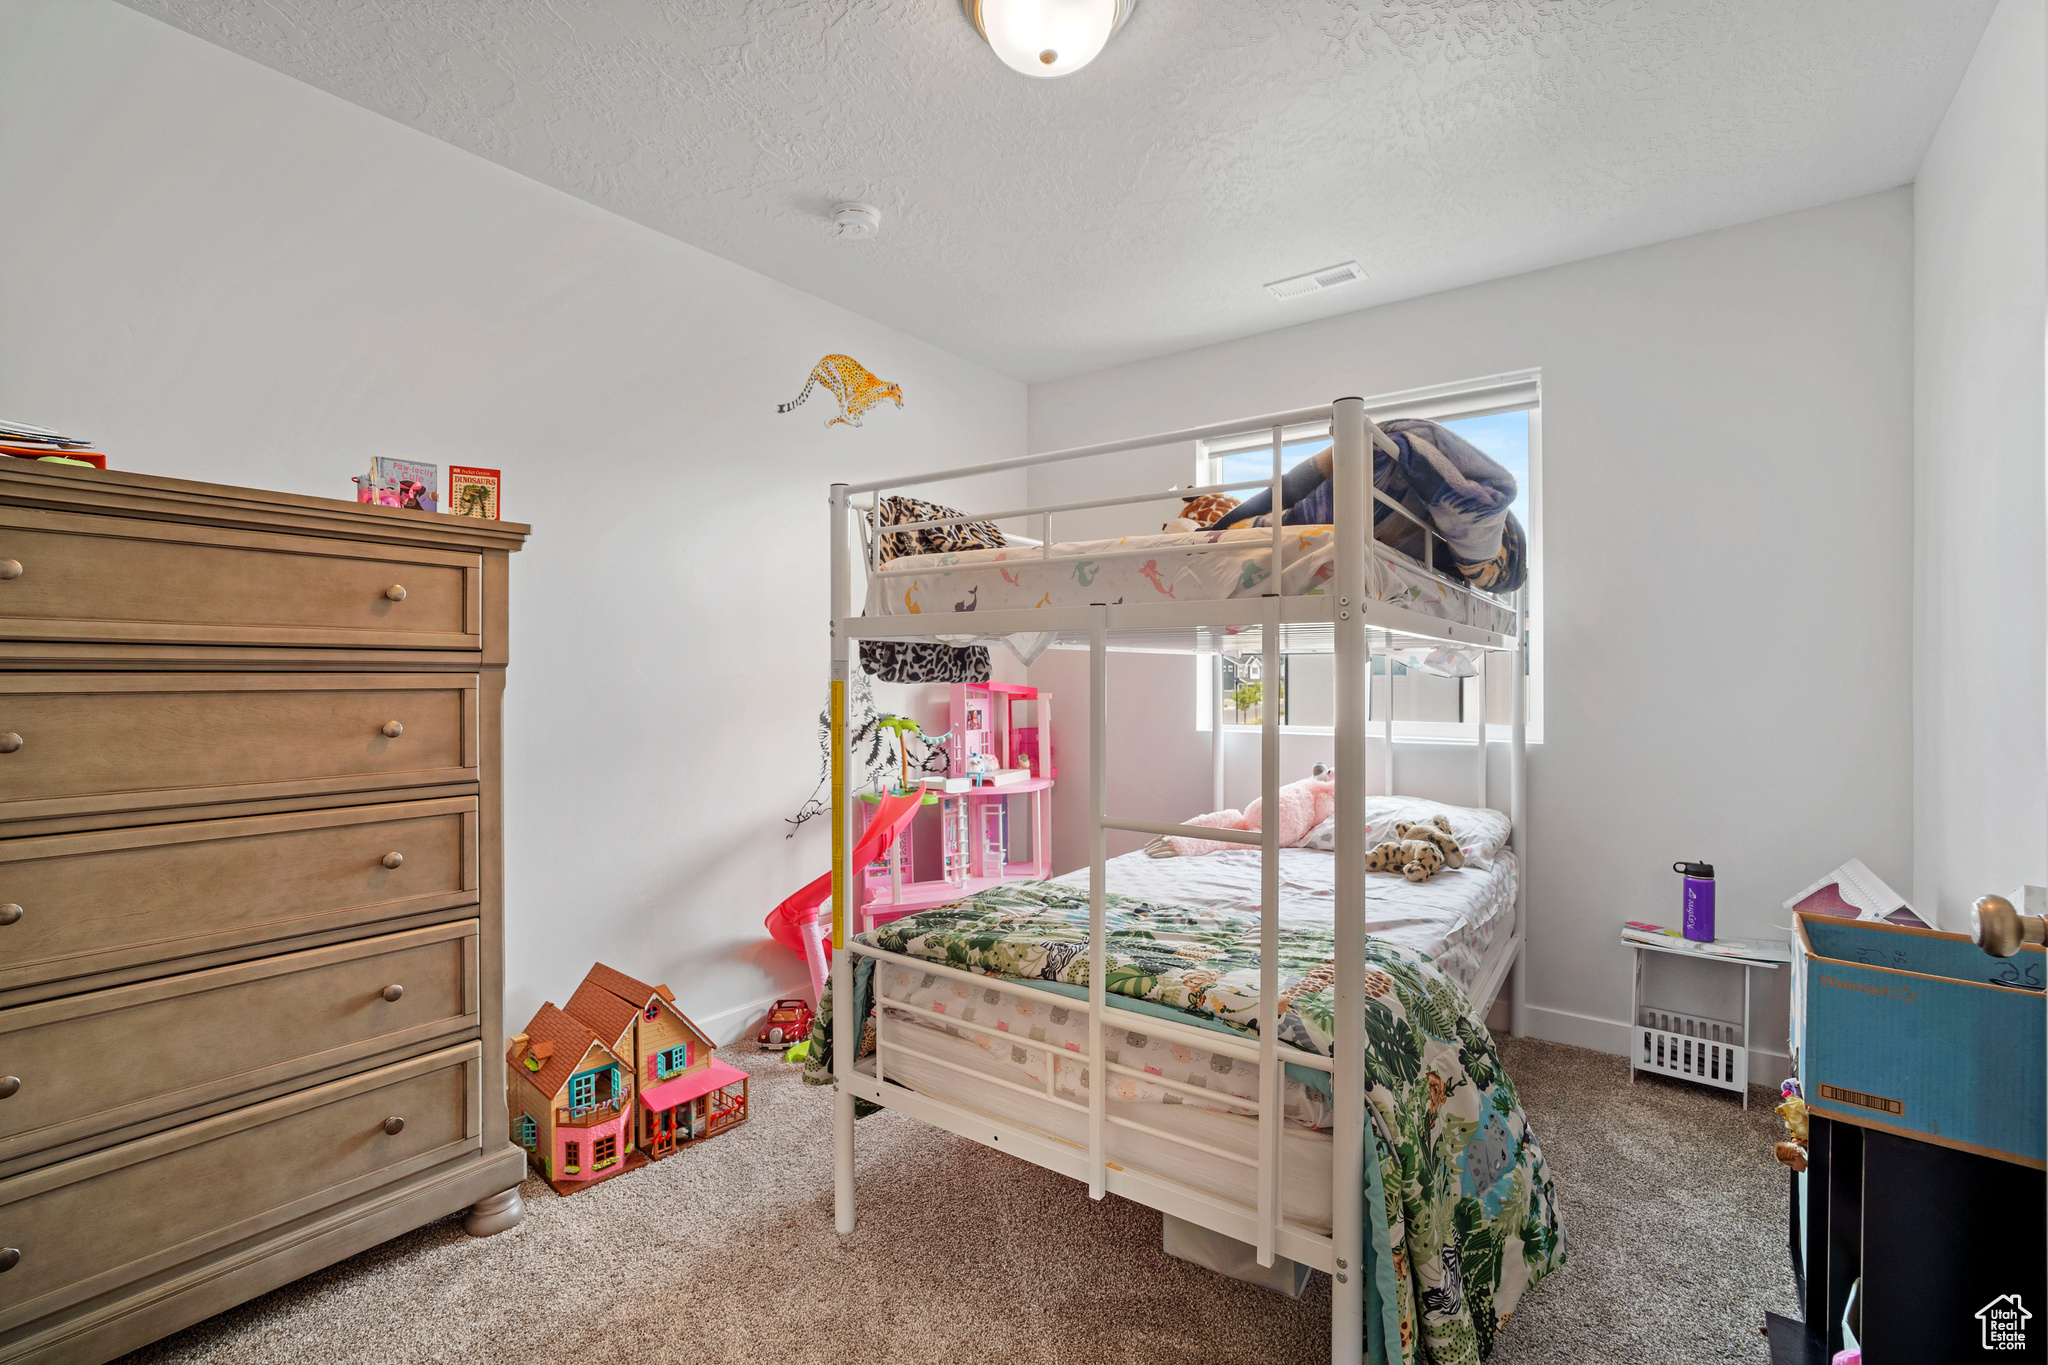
[0,460,531,1363]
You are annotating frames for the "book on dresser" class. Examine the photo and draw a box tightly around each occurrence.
[0,457,530,1365]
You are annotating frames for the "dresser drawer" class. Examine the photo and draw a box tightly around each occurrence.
[0,674,476,825]
[0,508,480,651]
[0,1043,480,1335]
[0,922,479,1173]
[0,798,477,999]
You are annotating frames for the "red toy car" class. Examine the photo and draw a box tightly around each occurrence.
[758,997,816,1051]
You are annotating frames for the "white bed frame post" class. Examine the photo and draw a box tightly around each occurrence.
[1329,396,1370,1365]
[1210,652,1227,812]
[830,482,857,1236]
[1254,421,1284,1269]
[1509,586,1529,1038]
[1087,605,1109,1199]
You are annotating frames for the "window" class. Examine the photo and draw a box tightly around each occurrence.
[657,1045,690,1079]
[514,1115,537,1149]
[1195,374,1542,743]
[568,1071,597,1111]
[593,1134,618,1169]
[564,1140,580,1173]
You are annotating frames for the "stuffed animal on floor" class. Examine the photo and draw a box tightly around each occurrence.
[1366,837,1447,882]
[1395,816,1464,869]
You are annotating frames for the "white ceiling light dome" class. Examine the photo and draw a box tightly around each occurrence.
[969,0,1135,79]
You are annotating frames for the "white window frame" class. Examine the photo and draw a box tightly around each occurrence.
[1193,370,1543,745]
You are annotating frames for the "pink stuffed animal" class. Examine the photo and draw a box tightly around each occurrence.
[1160,774,1336,857]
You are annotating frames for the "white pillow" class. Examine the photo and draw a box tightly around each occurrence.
[1303,796,1512,863]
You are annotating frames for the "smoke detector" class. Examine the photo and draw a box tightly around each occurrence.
[832,202,882,240]
[1265,260,1366,300]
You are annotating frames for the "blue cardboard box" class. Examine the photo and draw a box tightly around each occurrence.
[1797,912,2044,1168]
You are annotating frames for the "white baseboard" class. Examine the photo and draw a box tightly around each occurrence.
[1516,1003,1790,1072]
[695,992,791,1048]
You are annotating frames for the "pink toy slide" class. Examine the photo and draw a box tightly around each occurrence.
[766,788,924,1004]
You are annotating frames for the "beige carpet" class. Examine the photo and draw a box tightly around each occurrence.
[123,1038,1796,1364]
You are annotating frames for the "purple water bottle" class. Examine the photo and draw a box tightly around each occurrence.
[1675,861,1715,942]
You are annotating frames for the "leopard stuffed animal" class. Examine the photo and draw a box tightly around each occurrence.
[1395,816,1464,869]
[1365,837,1446,883]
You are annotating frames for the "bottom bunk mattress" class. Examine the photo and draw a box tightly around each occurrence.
[1051,844,1519,1003]
[855,1029,1338,1228]
[807,879,1565,1363]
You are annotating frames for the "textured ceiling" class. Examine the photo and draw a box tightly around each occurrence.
[122,0,1993,382]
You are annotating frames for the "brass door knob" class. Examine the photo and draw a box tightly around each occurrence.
[381,721,404,738]
[383,1116,406,1136]
[0,1248,17,1272]
[382,984,404,1003]
[385,585,407,602]
[0,734,19,754]
[381,852,404,870]
[0,904,19,926]
[0,560,19,580]
[1972,894,2047,957]
[0,1077,18,1099]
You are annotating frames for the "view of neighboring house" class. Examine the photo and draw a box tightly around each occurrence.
[568,962,749,1160]
[507,1002,639,1191]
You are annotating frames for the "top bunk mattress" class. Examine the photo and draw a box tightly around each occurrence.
[862,525,1517,637]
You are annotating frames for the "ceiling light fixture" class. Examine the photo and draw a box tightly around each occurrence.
[969,0,1134,79]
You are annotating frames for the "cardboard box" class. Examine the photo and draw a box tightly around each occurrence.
[1798,912,2044,1168]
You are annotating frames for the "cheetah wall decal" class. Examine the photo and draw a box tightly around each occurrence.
[776,354,904,428]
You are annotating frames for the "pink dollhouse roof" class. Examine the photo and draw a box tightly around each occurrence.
[638,1057,749,1111]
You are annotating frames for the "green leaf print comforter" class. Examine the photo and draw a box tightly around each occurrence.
[803,881,1564,1363]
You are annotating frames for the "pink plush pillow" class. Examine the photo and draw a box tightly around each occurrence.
[1162,776,1337,856]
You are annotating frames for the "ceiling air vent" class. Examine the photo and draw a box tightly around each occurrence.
[1265,261,1366,300]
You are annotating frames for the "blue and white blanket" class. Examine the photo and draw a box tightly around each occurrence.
[1271,419,1526,594]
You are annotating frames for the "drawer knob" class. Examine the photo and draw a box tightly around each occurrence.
[0,560,19,580]
[382,984,404,1003]
[382,720,404,739]
[0,1077,18,1099]
[0,904,19,926]
[385,585,407,602]
[381,852,404,870]
[0,733,18,755]
[383,1116,406,1136]
[0,1248,17,1273]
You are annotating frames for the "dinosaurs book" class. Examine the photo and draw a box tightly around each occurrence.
[449,466,500,519]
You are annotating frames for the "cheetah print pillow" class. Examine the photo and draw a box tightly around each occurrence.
[858,495,1005,683]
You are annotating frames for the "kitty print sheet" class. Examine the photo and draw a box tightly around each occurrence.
[862,525,1517,636]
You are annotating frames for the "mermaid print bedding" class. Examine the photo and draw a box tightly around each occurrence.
[862,525,1518,638]
[804,881,1565,1363]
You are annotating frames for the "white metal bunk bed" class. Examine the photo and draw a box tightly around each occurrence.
[825,396,1528,1365]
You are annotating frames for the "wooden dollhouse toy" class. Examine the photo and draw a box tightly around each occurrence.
[567,962,749,1158]
[857,681,1055,934]
[507,1002,646,1195]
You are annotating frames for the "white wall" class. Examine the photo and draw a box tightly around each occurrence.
[1913,0,2048,931]
[1028,192,1921,1060]
[0,1,1027,1039]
